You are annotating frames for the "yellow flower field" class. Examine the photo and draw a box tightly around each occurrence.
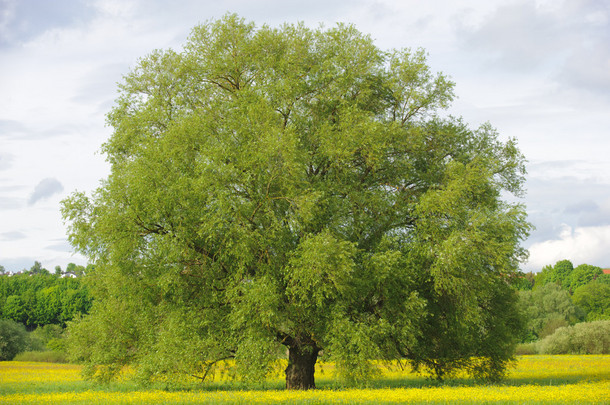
[2,382,610,404]
[1,356,609,404]
[0,361,82,383]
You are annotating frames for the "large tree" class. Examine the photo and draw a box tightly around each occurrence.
[62,15,530,389]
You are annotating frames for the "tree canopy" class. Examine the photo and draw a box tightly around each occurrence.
[573,281,610,322]
[62,15,530,389]
[0,270,91,328]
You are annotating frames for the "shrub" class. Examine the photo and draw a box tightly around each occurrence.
[538,320,610,354]
[13,350,69,363]
[538,316,569,339]
[515,342,538,355]
[0,319,29,360]
[29,324,65,351]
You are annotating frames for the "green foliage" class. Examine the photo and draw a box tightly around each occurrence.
[0,272,91,328]
[518,283,582,341]
[2,295,26,324]
[568,264,603,292]
[534,260,605,293]
[514,342,538,355]
[29,261,50,275]
[519,261,609,344]
[534,259,573,290]
[13,350,68,363]
[29,324,65,351]
[66,284,156,382]
[0,320,69,363]
[514,271,535,291]
[598,273,610,285]
[0,319,29,360]
[572,281,610,321]
[533,264,552,287]
[552,260,575,289]
[62,14,530,388]
[538,320,610,354]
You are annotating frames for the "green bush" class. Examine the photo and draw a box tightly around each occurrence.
[0,319,29,360]
[538,320,610,354]
[13,350,69,363]
[515,342,538,355]
[29,324,65,351]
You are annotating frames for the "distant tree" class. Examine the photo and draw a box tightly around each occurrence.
[54,266,62,276]
[66,263,86,276]
[62,15,530,388]
[0,319,29,360]
[552,260,574,289]
[59,285,92,325]
[514,271,535,290]
[519,283,582,341]
[30,324,65,351]
[3,295,27,324]
[534,264,552,287]
[34,286,62,326]
[29,261,50,276]
[0,271,91,328]
[573,281,610,321]
[534,260,574,290]
[569,264,603,292]
[598,274,610,285]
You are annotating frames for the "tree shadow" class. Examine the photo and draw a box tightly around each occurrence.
[315,373,607,391]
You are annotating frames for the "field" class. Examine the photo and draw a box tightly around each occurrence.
[1,356,609,404]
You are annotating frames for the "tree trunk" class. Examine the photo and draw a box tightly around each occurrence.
[285,344,319,390]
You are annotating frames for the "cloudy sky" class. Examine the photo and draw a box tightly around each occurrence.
[1,0,609,272]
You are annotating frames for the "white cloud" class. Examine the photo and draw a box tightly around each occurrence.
[526,224,610,270]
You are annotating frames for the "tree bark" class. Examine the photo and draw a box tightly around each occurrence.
[285,343,319,390]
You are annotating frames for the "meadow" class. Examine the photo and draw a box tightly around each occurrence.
[1,355,609,404]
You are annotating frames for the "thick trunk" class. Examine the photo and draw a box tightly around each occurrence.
[285,344,319,390]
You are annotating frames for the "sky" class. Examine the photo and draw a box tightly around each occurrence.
[1,0,609,273]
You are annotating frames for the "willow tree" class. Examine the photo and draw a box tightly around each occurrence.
[62,14,529,390]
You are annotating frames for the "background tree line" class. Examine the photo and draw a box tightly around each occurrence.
[2,258,607,361]
[516,259,610,343]
[4,258,606,338]
[0,262,92,329]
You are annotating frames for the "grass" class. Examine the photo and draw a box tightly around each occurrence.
[0,356,609,404]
